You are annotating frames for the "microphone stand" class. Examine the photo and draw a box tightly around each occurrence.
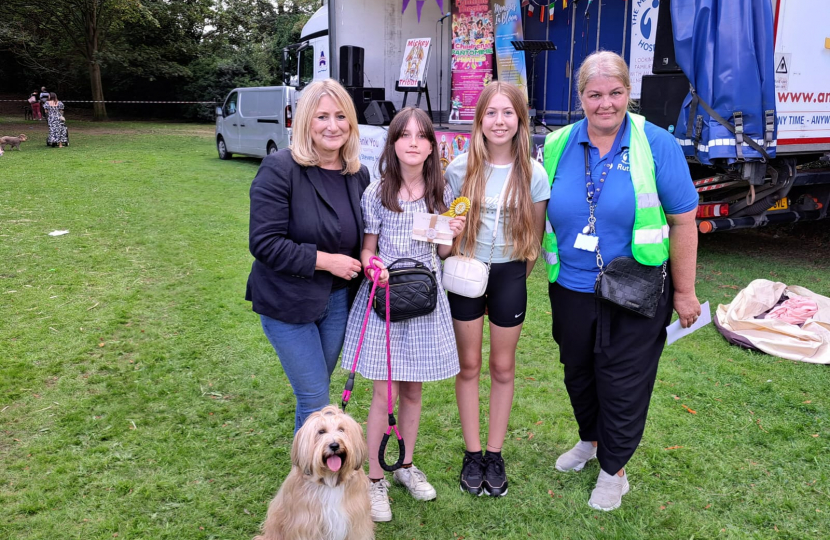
[436,17,446,128]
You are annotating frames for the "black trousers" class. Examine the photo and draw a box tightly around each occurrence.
[549,276,674,475]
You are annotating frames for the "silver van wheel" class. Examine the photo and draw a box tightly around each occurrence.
[267,142,278,155]
[217,136,232,160]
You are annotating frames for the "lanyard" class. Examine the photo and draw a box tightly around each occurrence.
[582,144,614,240]
[583,144,613,208]
[581,138,625,269]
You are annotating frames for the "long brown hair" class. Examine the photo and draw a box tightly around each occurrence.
[455,82,538,261]
[377,107,447,214]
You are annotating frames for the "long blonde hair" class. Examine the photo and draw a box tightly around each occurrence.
[291,79,361,175]
[454,82,538,261]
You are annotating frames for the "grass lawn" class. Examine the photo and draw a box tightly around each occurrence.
[1,116,828,540]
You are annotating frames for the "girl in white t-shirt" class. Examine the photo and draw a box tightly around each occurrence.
[444,81,550,498]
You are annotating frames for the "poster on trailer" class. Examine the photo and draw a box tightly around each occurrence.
[450,0,495,123]
[492,0,528,102]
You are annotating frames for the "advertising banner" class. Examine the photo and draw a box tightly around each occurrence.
[398,38,432,88]
[492,0,527,102]
[450,0,494,123]
[629,0,660,99]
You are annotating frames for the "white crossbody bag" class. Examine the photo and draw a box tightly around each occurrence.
[442,183,506,298]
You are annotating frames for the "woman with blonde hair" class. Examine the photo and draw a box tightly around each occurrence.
[246,78,371,432]
[444,81,550,497]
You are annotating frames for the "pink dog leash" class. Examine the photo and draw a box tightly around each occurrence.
[340,256,405,472]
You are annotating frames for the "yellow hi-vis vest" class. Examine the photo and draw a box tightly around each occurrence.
[541,113,669,283]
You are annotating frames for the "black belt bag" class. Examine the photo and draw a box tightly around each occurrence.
[594,257,667,319]
[373,258,438,322]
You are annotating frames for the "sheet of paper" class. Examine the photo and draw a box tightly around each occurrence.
[411,212,453,246]
[666,301,711,345]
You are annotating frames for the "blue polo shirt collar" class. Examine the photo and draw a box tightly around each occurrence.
[575,113,632,153]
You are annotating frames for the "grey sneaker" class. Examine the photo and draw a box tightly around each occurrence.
[392,465,437,501]
[588,469,630,511]
[555,440,597,472]
[369,478,392,522]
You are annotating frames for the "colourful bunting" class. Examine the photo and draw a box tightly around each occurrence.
[402,0,444,22]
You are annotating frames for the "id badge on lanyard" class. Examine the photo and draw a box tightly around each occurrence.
[573,144,617,253]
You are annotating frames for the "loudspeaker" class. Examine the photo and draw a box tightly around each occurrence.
[652,0,682,74]
[639,73,690,131]
[364,100,396,126]
[339,45,364,87]
[344,87,385,123]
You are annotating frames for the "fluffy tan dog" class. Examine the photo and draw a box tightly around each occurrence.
[254,405,374,540]
[0,134,28,151]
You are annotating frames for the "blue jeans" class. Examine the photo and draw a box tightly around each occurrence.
[260,287,350,433]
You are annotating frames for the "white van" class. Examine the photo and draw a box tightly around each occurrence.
[215,86,295,159]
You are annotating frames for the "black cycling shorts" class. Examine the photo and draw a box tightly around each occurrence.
[447,260,527,328]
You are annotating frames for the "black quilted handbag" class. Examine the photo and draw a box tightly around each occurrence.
[373,258,438,322]
[594,257,666,318]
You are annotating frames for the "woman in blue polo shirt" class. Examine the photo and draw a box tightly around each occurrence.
[542,51,700,512]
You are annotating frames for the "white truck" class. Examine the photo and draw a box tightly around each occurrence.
[284,2,450,111]
[227,0,830,233]
[640,0,830,232]
[216,1,450,160]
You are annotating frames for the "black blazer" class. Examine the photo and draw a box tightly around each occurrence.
[246,148,371,323]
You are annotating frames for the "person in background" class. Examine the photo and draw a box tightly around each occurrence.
[445,81,550,499]
[39,87,49,107]
[44,93,68,148]
[246,79,370,433]
[28,91,42,120]
[542,50,700,512]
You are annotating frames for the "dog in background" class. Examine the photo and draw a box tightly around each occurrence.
[254,405,373,540]
[0,134,28,151]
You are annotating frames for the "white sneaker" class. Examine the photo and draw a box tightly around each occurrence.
[555,440,597,472]
[392,465,437,501]
[369,478,392,522]
[588,469,630,511]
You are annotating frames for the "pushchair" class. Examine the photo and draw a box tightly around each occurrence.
[46,115,69,147]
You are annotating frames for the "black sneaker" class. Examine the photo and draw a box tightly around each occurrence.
[459,450,485,496]
[483,452,508,497]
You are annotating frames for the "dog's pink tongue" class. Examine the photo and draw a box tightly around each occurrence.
[326,455,342,472]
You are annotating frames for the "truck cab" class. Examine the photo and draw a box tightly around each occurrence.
[285,5,330,91]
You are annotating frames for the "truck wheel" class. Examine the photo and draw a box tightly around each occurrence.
[217,136,232,160]
[267,142,278,155]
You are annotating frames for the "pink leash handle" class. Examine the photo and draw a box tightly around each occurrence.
[341,256,384,410]
[337,256,404,471]
[379,276,405,472]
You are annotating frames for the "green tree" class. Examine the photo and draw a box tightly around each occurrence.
[0,0,320,121]
[0,0,160,120]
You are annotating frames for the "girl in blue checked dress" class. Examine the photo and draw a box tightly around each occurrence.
[341,107,465,522]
